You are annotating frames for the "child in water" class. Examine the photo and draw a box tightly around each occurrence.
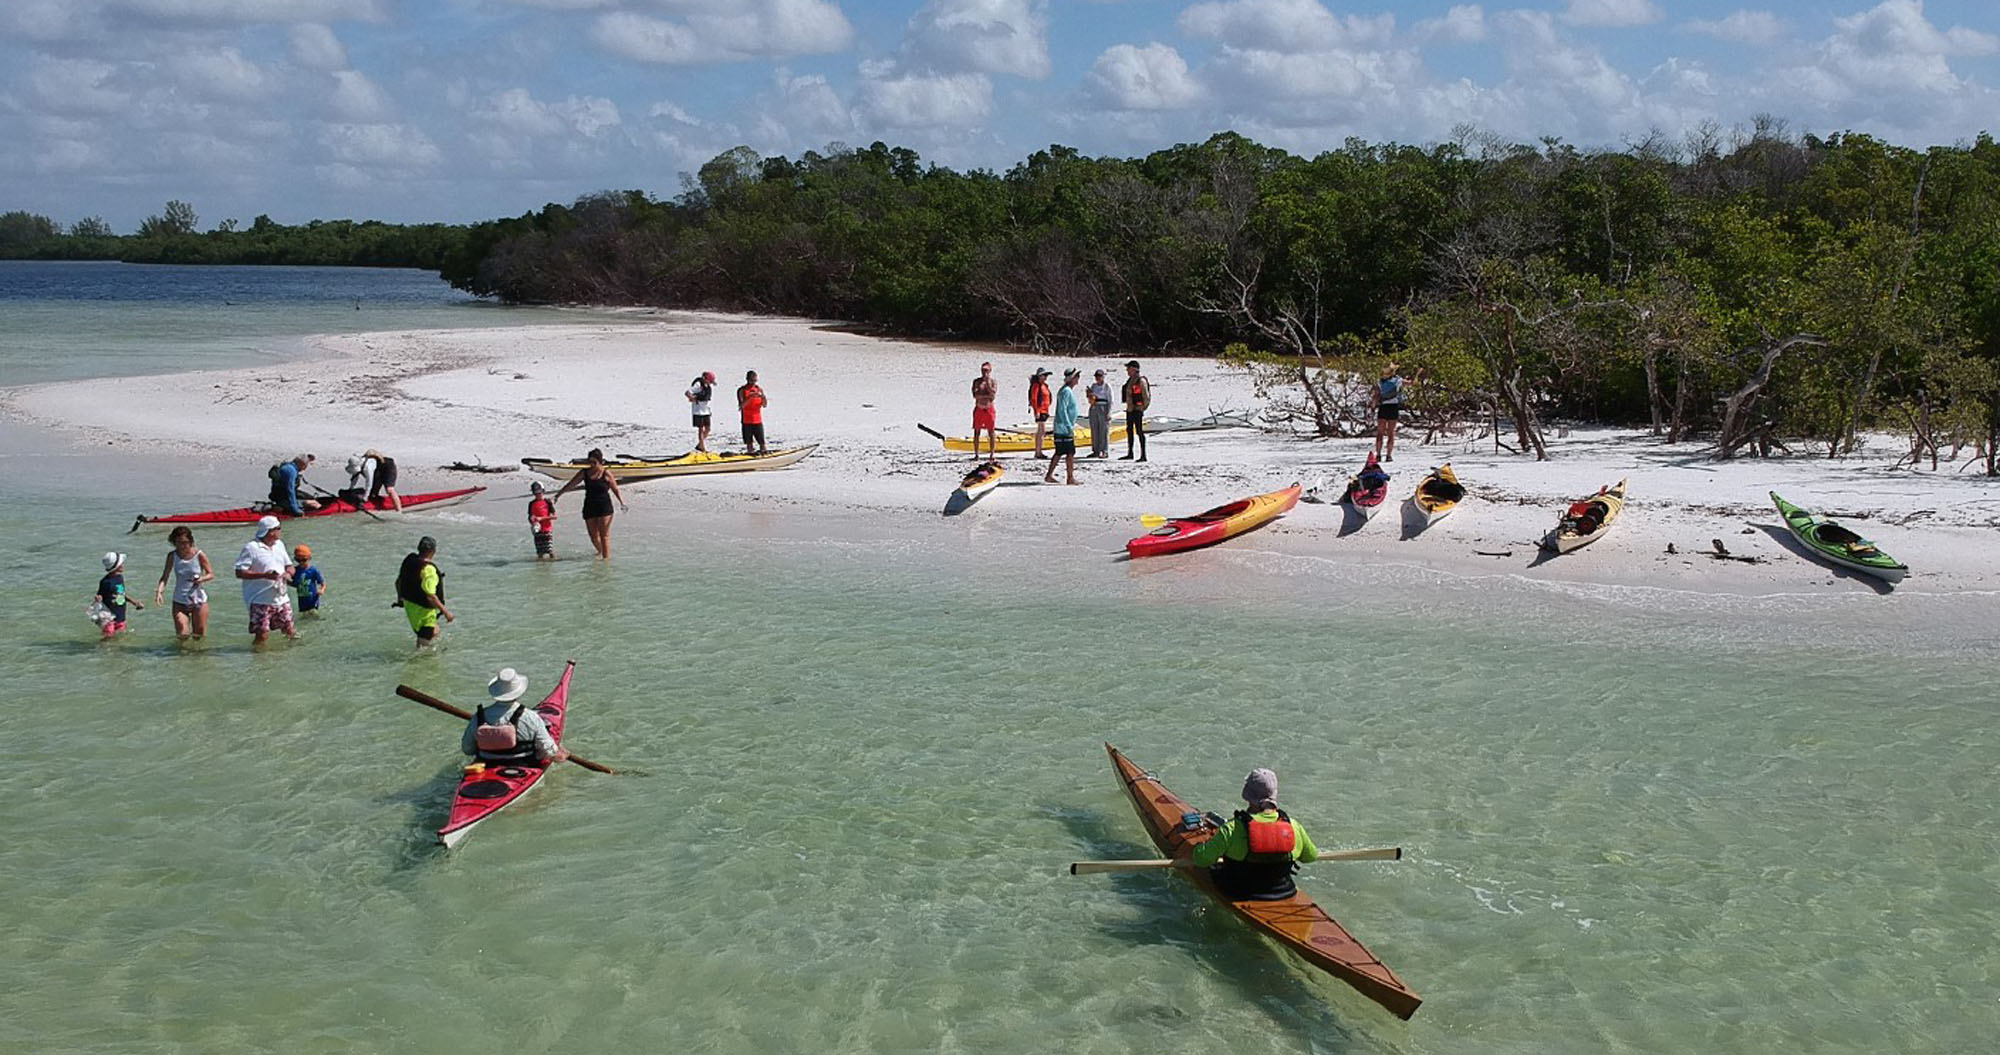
[91,551,143,637]
[291,544,327,614]
[528,482,557,560]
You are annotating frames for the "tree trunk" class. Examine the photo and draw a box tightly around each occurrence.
[1715,333,1827,460]
[1667,344,1690,443]
[1642,343,1664,436]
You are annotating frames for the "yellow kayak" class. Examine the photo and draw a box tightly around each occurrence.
[923,422,1128,453]
[522,445,817,482]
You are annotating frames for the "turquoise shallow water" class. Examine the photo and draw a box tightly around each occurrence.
[2,270,1997,1052]
[2,462,1996,1053]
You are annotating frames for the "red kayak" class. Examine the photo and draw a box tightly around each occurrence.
[438,661,575,849]
[132,486,485,530]
[1126,483,1301,558]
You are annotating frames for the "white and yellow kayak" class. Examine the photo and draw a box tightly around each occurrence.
[523,445,817,482]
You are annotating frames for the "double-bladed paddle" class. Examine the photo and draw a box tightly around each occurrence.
[395,684,615,774]
[1069,847,1401,874]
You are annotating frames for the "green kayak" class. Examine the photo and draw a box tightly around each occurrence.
[1770,492,1908,583]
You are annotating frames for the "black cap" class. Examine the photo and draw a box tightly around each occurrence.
[1124,359,1141,368]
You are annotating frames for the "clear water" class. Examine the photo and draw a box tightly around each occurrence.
[0,261,606,386]
[1,272,1996,1053]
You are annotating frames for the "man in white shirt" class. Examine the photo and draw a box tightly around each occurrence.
[234,515,297,646]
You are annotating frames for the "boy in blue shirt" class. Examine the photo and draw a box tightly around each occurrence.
[291,544,327,614]
[91,551,143,637]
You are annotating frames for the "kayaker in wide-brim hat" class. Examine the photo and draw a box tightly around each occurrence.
[462,667,567,767]
[1191,767,1321,901]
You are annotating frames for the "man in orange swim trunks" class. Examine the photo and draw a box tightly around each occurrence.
[970,361,998,461]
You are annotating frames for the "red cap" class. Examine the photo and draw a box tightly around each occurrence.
[702,371,716,382]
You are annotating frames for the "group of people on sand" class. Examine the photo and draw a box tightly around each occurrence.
[265,449,403,515]
[683,368,770,454]
[970,359,1152,484]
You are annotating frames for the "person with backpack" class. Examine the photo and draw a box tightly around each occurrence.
[460,668,567,767]
[268,454,319,515]
[1372,363,1407,463]
[394,535,453,649]
[1190,767,1321,900]
[685,371,716,452]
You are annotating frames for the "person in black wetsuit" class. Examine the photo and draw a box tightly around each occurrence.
[551,448,626,560]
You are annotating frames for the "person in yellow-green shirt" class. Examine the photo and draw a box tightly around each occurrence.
[1192,768,1318,900]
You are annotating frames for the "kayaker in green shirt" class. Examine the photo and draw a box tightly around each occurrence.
[1192,768,1318,900]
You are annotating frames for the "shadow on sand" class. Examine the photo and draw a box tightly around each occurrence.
[1750,522,1895,595]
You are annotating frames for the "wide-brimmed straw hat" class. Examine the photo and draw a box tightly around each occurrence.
[487,668,528,703]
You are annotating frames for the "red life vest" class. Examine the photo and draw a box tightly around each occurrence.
[1239,808,1296,863]
[1029,380,1051,414]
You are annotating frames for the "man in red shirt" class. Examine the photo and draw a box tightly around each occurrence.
[737,370,769,454]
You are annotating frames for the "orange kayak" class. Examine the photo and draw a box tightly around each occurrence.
[1105,744,1421,1019]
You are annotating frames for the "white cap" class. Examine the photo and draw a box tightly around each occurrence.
[102,551,124,571]
[487,668,528,702]
[254,515,281,539]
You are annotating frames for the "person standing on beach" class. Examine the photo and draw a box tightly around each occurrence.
[738,370,769,454]
[1120,360,1150,461]
[268,454,319,515]
[233,516,296,646]
[686,371,716,452]
[970,361,999,461]
[553,448,627,560]
[1043,369,1082,485]
[1028,368,1053,459]
[1085,369,1113,458]
[154,526,212,641]
[1372,363,1406,463]
[395,535,453,649]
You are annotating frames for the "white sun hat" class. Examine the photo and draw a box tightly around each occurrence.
[487,668,528,703]
[102,551,125,571]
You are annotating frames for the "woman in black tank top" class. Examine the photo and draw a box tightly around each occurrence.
[552,449,626,559]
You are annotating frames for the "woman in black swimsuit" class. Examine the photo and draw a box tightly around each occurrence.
[552,448,627,560]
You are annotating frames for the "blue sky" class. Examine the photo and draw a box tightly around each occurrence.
[2,0,1996,230]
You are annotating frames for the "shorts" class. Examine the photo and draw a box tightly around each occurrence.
[533,530,553,556]
[101,619,127,638]
[693,413,712,428]
[972,405,997,430]
[298,596,322,612]
[742,422,765,447]
[1053,435,1076,456]
[1035,412,1050,423]
[368,459,399,500]
[173,600,206,615]
[248,603,294,634]
[1377,403,1402,422]
[404,601,440,634]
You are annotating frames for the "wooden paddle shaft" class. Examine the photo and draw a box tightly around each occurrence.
[1070,847,1401,874]
[394,684,614,774]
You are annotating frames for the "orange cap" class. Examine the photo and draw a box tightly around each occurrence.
[293,544,312,559]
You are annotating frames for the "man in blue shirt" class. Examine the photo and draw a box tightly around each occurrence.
[1043,368,1082,485]
[268,454,320,515]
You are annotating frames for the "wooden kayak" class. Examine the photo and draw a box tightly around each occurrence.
[1342,452,1391,520]
[523,445,817,482]
[1541,478,1627,554]
[132,486,485,530]
[1105,745,1421,1019]
[1126,483,1300,558]
[1771,491,1908,582]
[1410,464,1463,526]
[437,661,575,849]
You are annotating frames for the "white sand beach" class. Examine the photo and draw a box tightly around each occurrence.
[7,310,1998,598]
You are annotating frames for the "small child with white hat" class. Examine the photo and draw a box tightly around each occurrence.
[90,551,143,637]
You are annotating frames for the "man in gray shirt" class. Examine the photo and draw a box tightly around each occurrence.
[461,667,567,766]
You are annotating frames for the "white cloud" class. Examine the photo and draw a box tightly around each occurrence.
[762,71,854,138]
[1681,11,1786,46]
[0,0,105,41]
[1179,0,1395,54]
[1560,0,1663,29]
[112,0,386,23]
[171,46,268,102]
[589,1,851,66]
[903,0,1051,80]
[319,122,441,170]
[26,58,131,117]
[1085,43,1203,110]
[290,24,348,70]
[476,88,621,139]
[327,69,391,121]
[1417,4,1486,44]
[856,62,992,128]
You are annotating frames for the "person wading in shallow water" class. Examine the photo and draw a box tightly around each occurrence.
[552,449,627,560]
[1191,768,1320,900]
[395,535,453,649]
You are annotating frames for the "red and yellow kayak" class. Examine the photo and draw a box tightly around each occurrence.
[1107,744,1421,1019]
[437,661,575,849]
[1125,483,1300,558]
